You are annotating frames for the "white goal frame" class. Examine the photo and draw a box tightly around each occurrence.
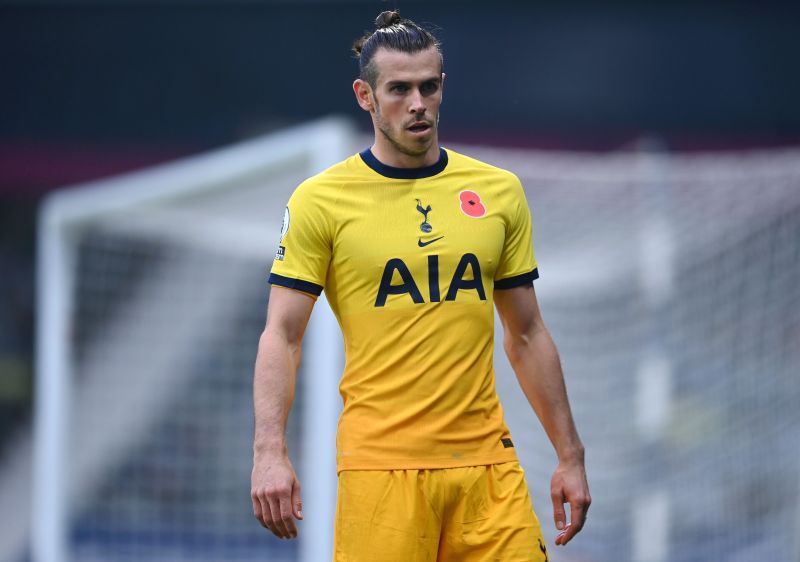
[33,117,356,562]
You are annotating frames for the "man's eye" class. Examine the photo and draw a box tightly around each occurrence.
[392,85,408,93]
[421,83,438,94]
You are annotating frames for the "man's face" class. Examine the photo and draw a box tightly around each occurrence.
[361,47,444,158]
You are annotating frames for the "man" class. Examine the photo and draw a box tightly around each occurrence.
[251,10,590,561]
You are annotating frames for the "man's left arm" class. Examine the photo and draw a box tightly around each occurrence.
[495,283,591,546]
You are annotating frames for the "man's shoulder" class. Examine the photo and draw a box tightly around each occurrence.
[293,152,369,195]
[302,153,361,184]
[444,148,520,183]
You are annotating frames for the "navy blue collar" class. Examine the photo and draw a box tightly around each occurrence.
[359,147,448,179]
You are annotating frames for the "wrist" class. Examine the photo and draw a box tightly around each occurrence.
[557,444,585,465]
[253,437,287,459]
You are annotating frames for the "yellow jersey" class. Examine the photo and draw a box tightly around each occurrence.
[269,147,538,472]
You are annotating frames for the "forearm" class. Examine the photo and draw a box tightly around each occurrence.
[505,326,584,463]
[252,328,301,458]
[251,287,313,538]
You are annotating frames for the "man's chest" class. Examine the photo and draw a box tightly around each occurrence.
[327,184,508,307]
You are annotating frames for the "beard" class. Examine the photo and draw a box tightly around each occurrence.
[374,103,437,158]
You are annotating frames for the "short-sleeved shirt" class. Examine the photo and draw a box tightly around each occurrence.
[269,147,538,472]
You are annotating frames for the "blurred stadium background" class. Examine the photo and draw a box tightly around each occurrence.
[1,2,799,561]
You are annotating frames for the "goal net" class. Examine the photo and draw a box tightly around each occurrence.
[467,143,800,562]
[31,124,800,562]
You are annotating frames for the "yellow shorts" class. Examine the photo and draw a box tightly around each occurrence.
[333,461,549,562]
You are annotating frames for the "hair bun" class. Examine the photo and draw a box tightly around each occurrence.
[375,10,401,29]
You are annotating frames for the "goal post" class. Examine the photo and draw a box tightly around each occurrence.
[33,117,356,562]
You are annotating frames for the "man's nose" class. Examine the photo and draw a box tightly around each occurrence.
[409,89,426,114]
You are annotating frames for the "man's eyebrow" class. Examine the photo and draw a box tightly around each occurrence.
[385,77,441,87]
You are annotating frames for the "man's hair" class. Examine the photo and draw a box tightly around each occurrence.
[352,10,442,88]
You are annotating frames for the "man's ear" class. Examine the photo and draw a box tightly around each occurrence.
[353,79,375,112]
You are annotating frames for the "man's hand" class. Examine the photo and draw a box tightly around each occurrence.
[251,455,303,539]
[551,459,591,546]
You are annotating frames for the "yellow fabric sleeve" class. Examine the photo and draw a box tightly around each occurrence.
[494,175,538,288]
[269,180,333,296]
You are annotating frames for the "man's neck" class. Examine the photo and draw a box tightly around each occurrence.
[370,137,441,169]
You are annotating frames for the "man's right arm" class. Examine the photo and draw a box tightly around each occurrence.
[251,286,316,539]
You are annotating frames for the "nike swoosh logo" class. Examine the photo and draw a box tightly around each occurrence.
[418,236,444,247]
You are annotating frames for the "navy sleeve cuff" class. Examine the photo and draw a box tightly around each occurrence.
[268,273,324,296]
[494,268,539,290]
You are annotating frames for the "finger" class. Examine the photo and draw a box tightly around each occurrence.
[258,493,276,532]
[279,494,298,538]
[250,494,264,525]
[252,495,266,527]
[569,500,587,534]
[252,490,267,528]
[556,499,589,546]
[267,494,288,538]
[557,510,582,545]
[551,488,566,531]
[555,523,571,546]
[557,524,578,545]
[292,479,304,520]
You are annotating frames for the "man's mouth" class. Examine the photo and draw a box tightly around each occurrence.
[407,122,432,134]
